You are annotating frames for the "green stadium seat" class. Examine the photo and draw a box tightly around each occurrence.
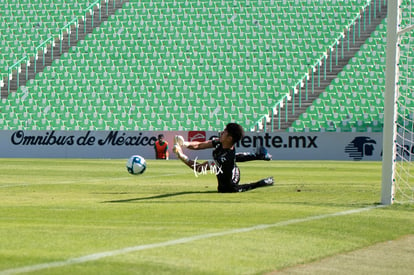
[0,0,390,131]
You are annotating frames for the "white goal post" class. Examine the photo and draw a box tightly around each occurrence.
[382,0,414,204]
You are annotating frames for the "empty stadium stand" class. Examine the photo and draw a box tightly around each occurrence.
[0,0,397,132]
[288,19,387,132]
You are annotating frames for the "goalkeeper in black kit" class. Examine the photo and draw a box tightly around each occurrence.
[173,122,274,193]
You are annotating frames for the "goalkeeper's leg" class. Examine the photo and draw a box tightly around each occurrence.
[236,146,272,162]
[236,177,274,192]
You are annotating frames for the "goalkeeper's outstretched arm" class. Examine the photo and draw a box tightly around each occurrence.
[175,135,214,150]
[173,144,212,173]
[173,135,214,172]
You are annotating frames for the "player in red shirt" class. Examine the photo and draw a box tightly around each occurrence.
[154,134,169,160]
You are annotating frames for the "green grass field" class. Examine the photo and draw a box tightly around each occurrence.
[0,159,413,275]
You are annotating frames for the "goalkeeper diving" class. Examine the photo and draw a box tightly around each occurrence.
[173,122,274,193]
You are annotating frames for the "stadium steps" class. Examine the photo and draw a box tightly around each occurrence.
[271,1,388,132]
[1,0,130,99]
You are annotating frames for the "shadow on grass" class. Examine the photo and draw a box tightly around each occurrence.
[103,190,217,203]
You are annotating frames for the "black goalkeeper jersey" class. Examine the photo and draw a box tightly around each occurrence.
[211,138,241,192]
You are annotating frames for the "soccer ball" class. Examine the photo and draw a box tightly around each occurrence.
[126,155,147,175]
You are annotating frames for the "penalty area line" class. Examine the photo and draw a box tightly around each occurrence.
[0,205,384,275]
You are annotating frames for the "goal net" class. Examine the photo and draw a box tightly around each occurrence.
[382,0,414,204]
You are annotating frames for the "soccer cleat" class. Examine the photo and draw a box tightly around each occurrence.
[174,135,185,146]
[264,176,274,185]
[256,146,272,161]
[254,177,274,188]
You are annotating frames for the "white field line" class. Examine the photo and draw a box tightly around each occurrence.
[0,205,384,275]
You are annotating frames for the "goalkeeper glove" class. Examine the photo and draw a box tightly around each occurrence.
[174,135,189,147]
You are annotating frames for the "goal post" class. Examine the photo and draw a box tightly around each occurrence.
[382,0,414,204]
[381,0,399,205]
